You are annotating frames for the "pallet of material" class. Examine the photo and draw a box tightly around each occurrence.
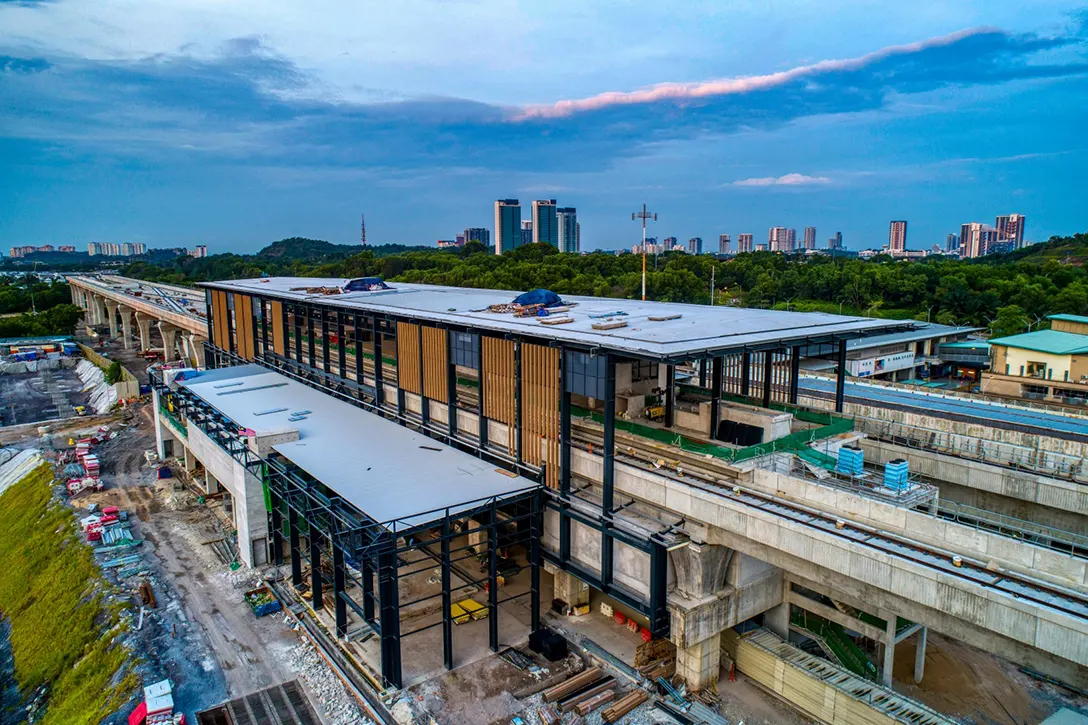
[558,677,615,713]
[539,316,574,325]
[536,705,560,724]
[458,598,488,620]
[591,320,628,330]
[576,689,616,716]
[602,690,648,723]
[542,667,602,702]
[449,602,471,624]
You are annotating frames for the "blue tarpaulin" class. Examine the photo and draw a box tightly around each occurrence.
[343,277,391,292]
[513,289,563,307]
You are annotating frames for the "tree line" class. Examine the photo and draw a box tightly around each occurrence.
[119,231,1088,340]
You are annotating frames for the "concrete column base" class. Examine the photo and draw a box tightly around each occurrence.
[158,322,178,363]
[553,570,590,608]
[135,312,153,352]
[118,307,134,349]
[676,635,721,692]
[105,300,120,338]
[914,626,927,683]
[206,472,220,495]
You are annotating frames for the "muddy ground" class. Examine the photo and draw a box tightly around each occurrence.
[0,368,87,427]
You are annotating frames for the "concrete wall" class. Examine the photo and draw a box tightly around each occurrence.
[859,438,1088,528]
[719,402,792,443]
[183,418,269,567]
[567,446,1088,680]
[750,468,1088,591]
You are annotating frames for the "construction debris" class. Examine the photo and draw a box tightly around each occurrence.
[542,666,603,702]
[592,320,629,331]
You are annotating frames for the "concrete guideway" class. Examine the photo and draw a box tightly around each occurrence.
[800,376,1088,441]
[68,275,208,366]
[575,449,1088,684]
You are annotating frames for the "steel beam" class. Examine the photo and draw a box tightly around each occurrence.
[488,500,499,652]
[530,489,543,633]
[762,350,773,408]
[601,354,616,590]
[372,317,384,407]
[835,338,848,413]
[741,351,751,397]
[336,311,346,379]
[289,505,302,587]
[377,536,402,688]
[710,356,723,439]
[332,542,347,637]
[310,532,323,609]
[789,345,801,404]
[664,364,675,427]
[447,335,457,437]
[477,333,488,448]
[441,518,454,670]
[270,490,284,567]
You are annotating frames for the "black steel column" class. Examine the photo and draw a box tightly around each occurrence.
[321,311,331,373]
[477,334,488,448]
[310,533,323,610]
[447,334,457,437]
[307,307,316,367]
[789,345,801,405]
[487,500,499,652]
[354,314,364,384]
[377,535,401,688]
[514,341,523,464]
[270,490,284,566]
[835,338,847,413]
[530,489,543,633]
[664,364,675,427]
[337,311,346,379]
[698,359,707,388]
[372,318,384,406]
[559,351,571,563]
[289,505,302,587]
[332,541,347,637]
[260,297,269,353]
[762,351,773,408]
[740,351,751,397]
[293,305,303,363]
[362,558,375,625]
[441,517,453,670]
[601,355,616,591]
[710,356,723,440]
[649,541,669,637]
[419,327,429,428]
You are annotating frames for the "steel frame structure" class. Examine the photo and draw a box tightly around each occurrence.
[194,293,906,661]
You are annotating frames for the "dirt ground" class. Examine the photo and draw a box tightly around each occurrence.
[92,333,155,385]
[73,404,363,723]
[0,368,87,427]
[892,631,1088,724]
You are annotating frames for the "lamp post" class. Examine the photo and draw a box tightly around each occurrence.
[632,204,657,301]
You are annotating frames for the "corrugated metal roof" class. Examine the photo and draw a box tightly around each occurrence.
[177,364,537,526]
[845,322,979,351]
[1048,313,1088,324]
[202,277,914,359]
[988,329,1088,355]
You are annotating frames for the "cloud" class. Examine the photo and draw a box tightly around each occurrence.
[732,173,832,187]
[0,54,49,73]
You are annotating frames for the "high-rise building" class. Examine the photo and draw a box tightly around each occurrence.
[803,227,817,250]
[995,213,1026,248]
[191,245,208,258]
[718,234,731,254]
[960,222,999,258]
[494,199,521,255]
[768,227,796,252]
[556,208,579,253]
[889,221,908,253]
[828,232,843,250]
[687,237,703,255]
[57,245,76,253]
[663,236,678,249]
[464,227,490,246]
[737,234,754,253]
[521,220,534,247]
[120,242,146,256]
[946,233,959,252]
[531,199,558,246]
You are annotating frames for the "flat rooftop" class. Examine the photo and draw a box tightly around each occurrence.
[176,364,537,527]
[203,277,914,360]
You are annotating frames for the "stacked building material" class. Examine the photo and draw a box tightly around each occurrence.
[602,690,648,723]
[836,446,864,476]
[883,459,910,492]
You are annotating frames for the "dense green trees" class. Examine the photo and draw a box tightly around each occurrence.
[120,231,1088,338]
[0,304,83,339]
[0,276,72,315]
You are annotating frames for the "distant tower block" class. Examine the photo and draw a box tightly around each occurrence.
[360,214,368,246]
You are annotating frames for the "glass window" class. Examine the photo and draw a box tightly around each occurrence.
[451,331,479,369]
[565,351,608,398]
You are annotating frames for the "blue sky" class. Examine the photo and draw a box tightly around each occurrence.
[1,1,1086,253]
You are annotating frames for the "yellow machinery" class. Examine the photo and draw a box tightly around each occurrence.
[643,405,665,421]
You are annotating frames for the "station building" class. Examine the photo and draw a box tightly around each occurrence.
[150,277,937,690]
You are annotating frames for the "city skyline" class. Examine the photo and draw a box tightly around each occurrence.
[1,4,1085,252]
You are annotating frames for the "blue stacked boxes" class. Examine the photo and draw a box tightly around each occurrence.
[836,446,864,476]
[884,458,910,492]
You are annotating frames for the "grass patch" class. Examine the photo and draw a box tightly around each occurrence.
[0,462,135,725]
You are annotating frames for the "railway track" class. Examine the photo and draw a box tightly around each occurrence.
[570,421,1088,623]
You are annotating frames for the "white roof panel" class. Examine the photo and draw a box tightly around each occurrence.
[203,278,913,359]
[177,364,536,526]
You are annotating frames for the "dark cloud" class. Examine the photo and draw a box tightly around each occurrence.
[1,27,1085,176]
[0,55,50,73]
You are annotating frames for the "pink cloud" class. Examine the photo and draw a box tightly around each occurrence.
[513,27,995,121]
[732,173,831,187]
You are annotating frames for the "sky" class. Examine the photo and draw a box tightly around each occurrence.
[1,1,1087,254]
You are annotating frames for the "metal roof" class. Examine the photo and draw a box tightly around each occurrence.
[202,277,914,360]
[844,322,979,351]
[987,329,1088,355]
[1048,313,1088,324]
[176,364,537,527]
